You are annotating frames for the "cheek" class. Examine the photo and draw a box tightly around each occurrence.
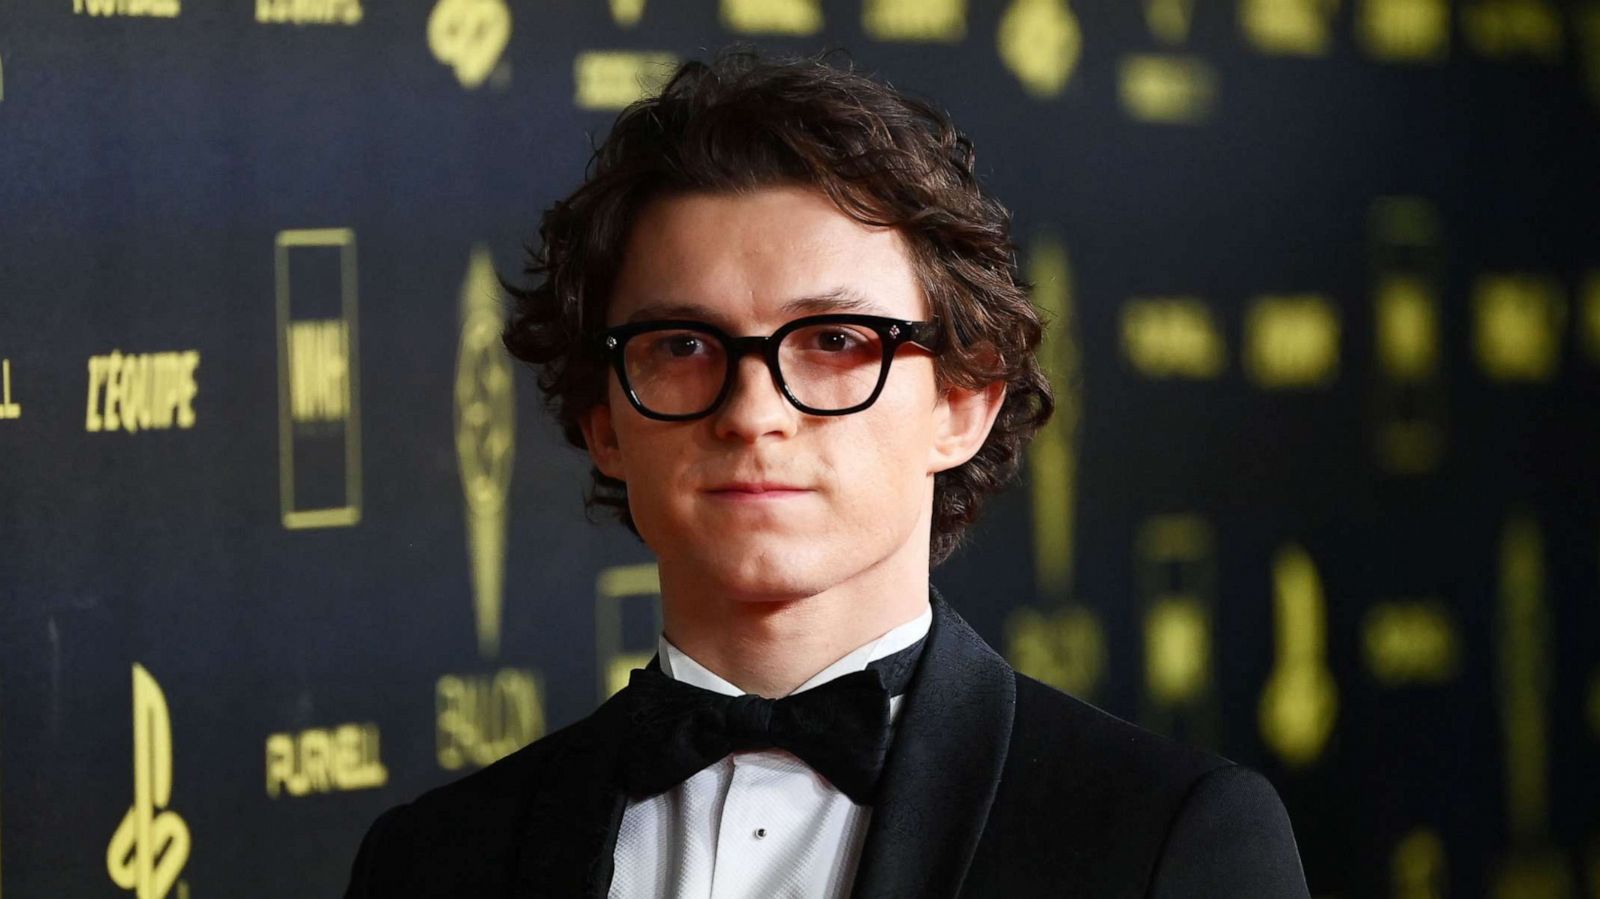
[838,403,937,502]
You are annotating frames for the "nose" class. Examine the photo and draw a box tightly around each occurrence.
[711,352,798,443]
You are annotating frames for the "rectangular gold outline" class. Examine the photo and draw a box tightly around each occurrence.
[594,563,661,702]
[276,228,362,530]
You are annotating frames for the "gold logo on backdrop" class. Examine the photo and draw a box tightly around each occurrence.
[1363,600,1459,686]
[287,320,349,424]
[428,0,511,89]
[74,0,180,17]
[1489,517,1572,894]
[1119,54,1217,123]
[85,351,200,433]
[573,51,678,111]
[1010,239,1106,699]
[722,0,823,34]
[1392,827,1448,899]
[1241,0,1338,56]
[1121,297,1226,379]
[256,0,362,25]
[610,0,646,26]
[862,0,966,42]
[1258,544,1339,767]
[1,358,20,420]
[1006,605,1106,698]
[596,563,663,700]
[436,669,544,769]
[1377,277,1439,382]
[1143,0,1195,43]
[1136,515,1219,745]
[276,228,362,530]
[265,722,387,797]
[1498,515,1551,842]
[1244,294,1341,388]
[1026,238,1080,600]
[1369,197,1447,474]
[1475,274,1566,382]
[998,0,1082,98]
[1463,0,1563,61]
[1121,0,1216,122]
[106,664,190,899]
[1358,0,1450,62]
[454,245,515,659]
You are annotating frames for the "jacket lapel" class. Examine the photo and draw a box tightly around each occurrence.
[848,588,1017,899]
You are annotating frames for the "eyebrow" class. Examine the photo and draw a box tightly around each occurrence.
[623,288,890,326]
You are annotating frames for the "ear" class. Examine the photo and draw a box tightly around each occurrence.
[928,378,1007,474]
[578,403,627,481]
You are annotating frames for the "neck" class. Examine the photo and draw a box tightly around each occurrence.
[657,541,931,699]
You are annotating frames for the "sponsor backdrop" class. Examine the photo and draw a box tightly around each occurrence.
[1,0,1598,896]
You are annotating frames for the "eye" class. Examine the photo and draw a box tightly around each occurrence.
[646,332,713,359]
[812,328,866,351]
[666,335,703,357]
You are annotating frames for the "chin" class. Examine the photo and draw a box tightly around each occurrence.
[687,537,844,600]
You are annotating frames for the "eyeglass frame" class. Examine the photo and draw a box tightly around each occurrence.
[598,313,945,421]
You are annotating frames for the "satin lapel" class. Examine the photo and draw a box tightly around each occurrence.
[513,686,635,899]
[848,589,1017,899]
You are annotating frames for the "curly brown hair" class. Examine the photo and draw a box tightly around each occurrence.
[502,48,1053,566]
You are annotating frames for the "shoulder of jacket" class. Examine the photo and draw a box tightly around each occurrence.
[1009,671,1233,792]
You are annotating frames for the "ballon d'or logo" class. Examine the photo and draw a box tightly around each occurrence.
[107,663,191,899]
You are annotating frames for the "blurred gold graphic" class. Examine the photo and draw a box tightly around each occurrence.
[596,563,663,700]
[1393,827,1448,899]
[454,245,515,659]
[1359,0,1450,62]
[1475,275,1566,383]
[998,0,1082,97]
[428,0,511,89]
[1363,600,1459,685]
[1139,515,1219,744]
[1259,544,1338,767]
[721,0,823,35]
[1007,604,1106,699]
[863,0,966,42]
[1245,295,1340,389]
[1122,297,1226,379]
[574,51,679,110]
[1370,197,1448,474]
[436,669,544,770]
[1241,0,1339,56]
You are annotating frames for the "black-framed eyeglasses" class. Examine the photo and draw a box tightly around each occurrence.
[599,313,944,421]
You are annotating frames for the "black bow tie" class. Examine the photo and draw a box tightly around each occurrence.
[617,635,927,806]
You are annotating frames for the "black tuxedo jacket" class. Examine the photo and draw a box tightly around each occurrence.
[346,589,1311,898]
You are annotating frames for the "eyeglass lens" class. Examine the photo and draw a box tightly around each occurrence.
[622,323,886,416]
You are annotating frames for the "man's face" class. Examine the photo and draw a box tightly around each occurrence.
[580,185,991,600]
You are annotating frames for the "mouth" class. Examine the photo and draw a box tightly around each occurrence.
[704,482,813,499]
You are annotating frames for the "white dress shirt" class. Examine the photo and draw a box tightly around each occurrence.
[608,603,934,899]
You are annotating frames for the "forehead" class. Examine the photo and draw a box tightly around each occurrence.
[605,185,927,328]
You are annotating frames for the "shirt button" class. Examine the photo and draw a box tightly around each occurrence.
[754,828,767,839]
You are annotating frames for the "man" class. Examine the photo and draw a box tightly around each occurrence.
[346,50,1310,898]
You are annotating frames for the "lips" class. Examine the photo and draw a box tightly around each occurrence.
[706,482,810,494]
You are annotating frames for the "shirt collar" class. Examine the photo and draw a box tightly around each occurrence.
[659,602,934,698]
